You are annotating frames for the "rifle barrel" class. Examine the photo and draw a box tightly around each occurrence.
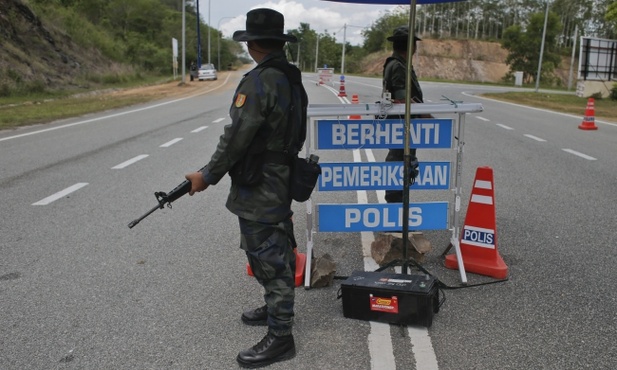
[127,203,162,229]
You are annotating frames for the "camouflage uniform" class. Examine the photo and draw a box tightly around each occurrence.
[382,52,424,203]
[201,50,301,337]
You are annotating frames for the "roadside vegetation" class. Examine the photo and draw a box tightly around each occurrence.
[1,0,615,130]
[482,90,617,122]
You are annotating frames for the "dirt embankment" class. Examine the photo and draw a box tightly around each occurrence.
[361,38,573,85]
[0,0,131,92]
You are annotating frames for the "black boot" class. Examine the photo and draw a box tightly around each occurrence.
[236,333,295,368]
[241,305,268,326]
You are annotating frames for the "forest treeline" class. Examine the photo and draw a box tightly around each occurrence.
[7,0,617,92]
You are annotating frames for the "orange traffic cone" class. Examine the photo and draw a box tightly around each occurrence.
[578,98,598,130]
[349,94,361,119]
[247,248,306,287]
[338,75,347,97]
[445,166,508,279]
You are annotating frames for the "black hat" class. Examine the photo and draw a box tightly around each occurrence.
[386,26,421,42]
[232,8,298,43]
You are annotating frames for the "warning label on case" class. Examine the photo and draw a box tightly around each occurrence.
[370,295,399,314]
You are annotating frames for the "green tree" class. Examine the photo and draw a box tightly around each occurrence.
[606,1,617,36]
[363,8,409,53]
[502,11,562,85]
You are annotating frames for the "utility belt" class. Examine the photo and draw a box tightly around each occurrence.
[230,148,320,203]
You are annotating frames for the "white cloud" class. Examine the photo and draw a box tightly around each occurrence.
[213,0,401,45]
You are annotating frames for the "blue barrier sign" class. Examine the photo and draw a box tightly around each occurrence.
[316,118,453,150]
[317,202,449,232]
[318,161,450,191]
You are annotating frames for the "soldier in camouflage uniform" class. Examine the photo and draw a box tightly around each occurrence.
[185,8,305,369]
[186,9,307,368]
[383,26,429,203]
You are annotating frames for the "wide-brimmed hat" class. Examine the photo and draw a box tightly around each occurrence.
[232,8,298,43]
[386,26,421,42]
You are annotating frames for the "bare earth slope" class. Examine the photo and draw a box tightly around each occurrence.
[0,0,129,92]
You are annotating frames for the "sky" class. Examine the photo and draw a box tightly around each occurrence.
[197,0,408,46]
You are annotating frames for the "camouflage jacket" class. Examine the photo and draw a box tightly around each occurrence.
[383,52,424,103]
[201,50,301,223]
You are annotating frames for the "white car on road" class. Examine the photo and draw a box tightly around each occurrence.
[197,63,217,81]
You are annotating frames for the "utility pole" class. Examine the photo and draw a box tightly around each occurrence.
[567,24,578,91]
[207,0,211,64]
[315,35,319,72]
[535,0,550,92]
[341,24,347,75]
[181,0,186,83]
[196,0,202,67]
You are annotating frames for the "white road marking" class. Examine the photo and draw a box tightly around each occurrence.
[354,149,397,370]
[364,148,439,370]
[496,123,513,130]
[160,138,183,147]
[212,118,225,123]
[476,116,490,121]
[408,327,439,370]
[191,126,208,133]
[325,87,439,370]
[32,183,89,205]
[524,134,547,142]
[369,323,396,370]
[112,154,148,169]
[562,148,597,160]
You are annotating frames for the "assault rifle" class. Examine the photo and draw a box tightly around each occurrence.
[128,167,204,229]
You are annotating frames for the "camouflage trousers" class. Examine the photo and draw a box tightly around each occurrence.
[239,216,296,337]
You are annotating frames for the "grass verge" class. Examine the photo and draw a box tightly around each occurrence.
[0,94,157,130]
[0,76,185,130]
[481,91,616,122]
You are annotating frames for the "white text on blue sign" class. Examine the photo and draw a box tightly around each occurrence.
[317,118,453,149]
[317,203,449,232]
[318,162,450,191]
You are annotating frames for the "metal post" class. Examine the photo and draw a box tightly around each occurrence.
[567,25,578,91]
[341,24,346,75]
[207,0,211,64]
[181,0,186,83]
[451,112,468,284]
[400,0,418,274]
[196,0,202,67]
[315,35,320,72]
[535,0,550,92]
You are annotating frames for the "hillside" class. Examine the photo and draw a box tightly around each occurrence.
[0,0,132,94]
[362,38,573,85]
[1,0,573,95]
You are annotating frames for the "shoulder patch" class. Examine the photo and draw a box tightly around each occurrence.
[235,93,247,108]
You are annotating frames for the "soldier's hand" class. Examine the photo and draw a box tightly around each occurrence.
[185,172,209,195]
[409,156,419,185]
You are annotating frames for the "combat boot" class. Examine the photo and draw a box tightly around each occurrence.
[241,305,268,326]
[236,332,295,368]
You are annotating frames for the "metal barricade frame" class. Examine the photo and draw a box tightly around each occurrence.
[302,101,483,287]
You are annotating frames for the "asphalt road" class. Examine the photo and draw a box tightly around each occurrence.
[1,70,616,369]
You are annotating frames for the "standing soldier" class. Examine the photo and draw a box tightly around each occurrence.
[189,61,197,81]
[184,8,306,369]
[382,26,429,203]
